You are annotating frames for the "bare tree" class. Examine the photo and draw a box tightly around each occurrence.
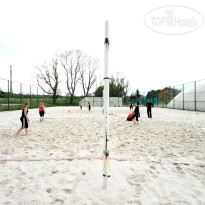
[60,50,84,104]
[124,80,130,102]
[79,56,98,97]
[36,58,60,105]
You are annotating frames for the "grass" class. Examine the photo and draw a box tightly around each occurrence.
[1,96,166,112]
[0,96,84,112]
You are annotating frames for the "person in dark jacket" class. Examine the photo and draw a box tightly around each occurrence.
[15,102,30,137]
[132,102,140,125]
[87,102,91,112]
[130,103,133,111]
[146,100,154,118]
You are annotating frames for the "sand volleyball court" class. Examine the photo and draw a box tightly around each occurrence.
[0,107,205,204]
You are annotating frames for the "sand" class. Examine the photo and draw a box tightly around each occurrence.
[0,106,205,204]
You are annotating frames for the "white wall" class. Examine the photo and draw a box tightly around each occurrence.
[167,80,205,111]
[80,97,122,107]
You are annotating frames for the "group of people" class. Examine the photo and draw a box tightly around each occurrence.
[15,102,45,137]
[15,100,153,137]
[128,100,154,125]
[15,101,92,137]
[80,101,91,112]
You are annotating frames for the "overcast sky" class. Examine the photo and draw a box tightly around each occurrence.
[0,0,204,95]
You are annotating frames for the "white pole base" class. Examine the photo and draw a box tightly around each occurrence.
[103,178,108,189]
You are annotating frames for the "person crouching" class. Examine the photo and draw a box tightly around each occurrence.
[132,102,140,125]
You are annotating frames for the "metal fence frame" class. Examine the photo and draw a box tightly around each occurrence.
[1,78,205,112]
[169,79,205,111]
[0,78,72,111]
[131,79,205,111]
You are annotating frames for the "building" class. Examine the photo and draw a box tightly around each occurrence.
[157,87,180,104]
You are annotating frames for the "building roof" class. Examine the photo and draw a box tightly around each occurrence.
[158,87,180,93]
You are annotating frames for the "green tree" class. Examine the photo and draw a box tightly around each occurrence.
[130,93,135,101]
[94,74,129,99]
[129,89,140,102]
[146,89,161,98]
[95,86,104,97]
[0,90,6,98]
[136,89,140,98]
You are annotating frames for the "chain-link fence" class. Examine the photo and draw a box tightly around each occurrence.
[168,79,205,111]
[0,78,123,112]
[131,79,205,111]
[0,78,82,112]
[80,97,123,107]
[1,78,205,112]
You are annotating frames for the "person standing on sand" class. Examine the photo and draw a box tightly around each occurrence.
[87,102,91,112]
[15,102,30,137]
[80,101,83,110]
[132,102,140,125]
[39,102,45,122]
[130,102,133,111]
[146,100,154,118]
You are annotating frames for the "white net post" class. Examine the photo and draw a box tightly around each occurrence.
[103,21,110,189]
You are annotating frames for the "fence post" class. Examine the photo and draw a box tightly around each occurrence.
[30,85,31,108]
[173,86,175,109]
[182,84,184,110]
[37,87,38,108]
[167,86,170,107]
[166,88,168,107]
[8,80,10,111]
[20,83,22,109]
[93,97,94,107]
[157,92,159,107]
[194,81,196,111]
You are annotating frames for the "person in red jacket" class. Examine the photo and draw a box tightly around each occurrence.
[127,103,140,125]
[127,113,133,121]
[39,102,45,122]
